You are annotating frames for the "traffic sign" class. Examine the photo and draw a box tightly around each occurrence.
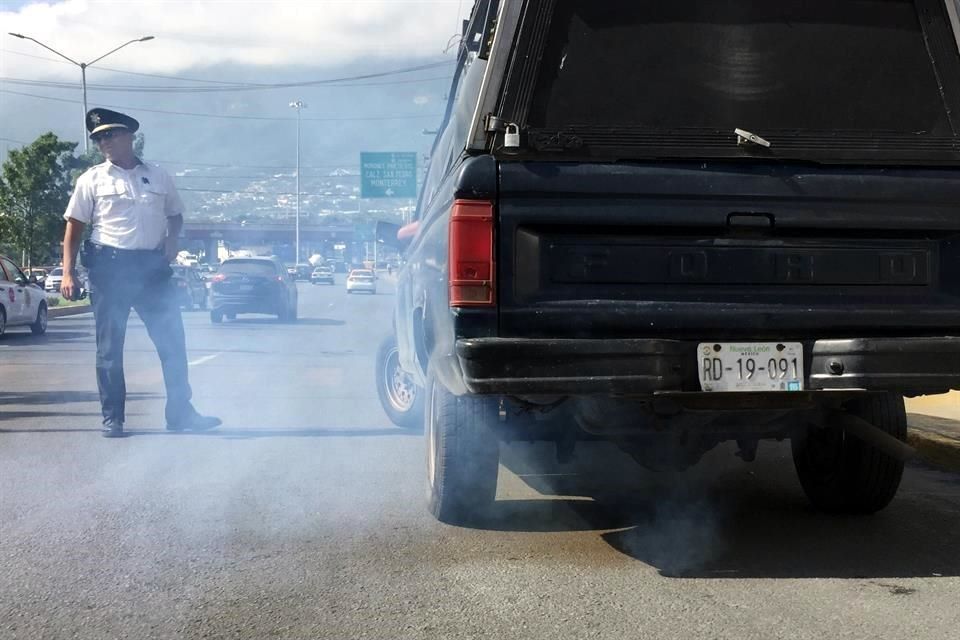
[360,152,417,199]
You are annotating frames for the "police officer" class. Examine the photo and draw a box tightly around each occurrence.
[61,108,221,438]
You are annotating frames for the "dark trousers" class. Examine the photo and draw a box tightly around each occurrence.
[86,244,193,425]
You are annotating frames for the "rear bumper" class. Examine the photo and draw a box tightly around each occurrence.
[210,293,282,313]
[455,336,960,395]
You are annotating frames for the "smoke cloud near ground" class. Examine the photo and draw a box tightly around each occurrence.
[500,440,734,576]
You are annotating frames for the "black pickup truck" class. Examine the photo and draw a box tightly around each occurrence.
[376,0,960,524]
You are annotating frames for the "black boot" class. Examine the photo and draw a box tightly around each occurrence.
[166,409,221,432]
[101,419,125,438]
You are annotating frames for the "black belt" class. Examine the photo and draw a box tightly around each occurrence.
[84,240,162,259]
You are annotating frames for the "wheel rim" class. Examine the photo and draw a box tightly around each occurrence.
[427,382,438,491]
[38,305,47,331]
[383,347,416,412]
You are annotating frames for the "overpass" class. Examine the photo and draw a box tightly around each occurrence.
[180,222,360,262]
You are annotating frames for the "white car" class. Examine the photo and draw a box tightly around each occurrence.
[0,254,48,337]
[176,251,199,266]
[346,269,377,294]
[44,267,64,293]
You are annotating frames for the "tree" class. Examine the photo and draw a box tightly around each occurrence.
[0,133,78,269]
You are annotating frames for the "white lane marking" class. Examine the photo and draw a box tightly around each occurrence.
[188,353,221,367]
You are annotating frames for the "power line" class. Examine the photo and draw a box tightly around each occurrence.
[0,60,454,93]
[1,48,258,85]
[178,187,360,197]
[0,89,443,122]
[175,173,359,179]
[1,48,453,89]
[159,159,340,170]
[0,74,451,91]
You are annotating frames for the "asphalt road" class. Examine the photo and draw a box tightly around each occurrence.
[2,276,960,639]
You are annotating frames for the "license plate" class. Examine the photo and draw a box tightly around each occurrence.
[229,284,253,293]
[698,342,804,392]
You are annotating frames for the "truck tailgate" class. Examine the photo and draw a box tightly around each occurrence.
[497,161,960,339]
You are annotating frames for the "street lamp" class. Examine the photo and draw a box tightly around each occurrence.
[7,33,155,152]
[289,100,307,265]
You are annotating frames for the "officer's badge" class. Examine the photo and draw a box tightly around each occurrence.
[90,112,101,125]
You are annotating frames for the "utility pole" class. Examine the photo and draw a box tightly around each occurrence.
[7,33,154,152]
[289,100,307,264]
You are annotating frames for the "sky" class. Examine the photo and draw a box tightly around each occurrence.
[1,0,467,75]
[0,0,469,165]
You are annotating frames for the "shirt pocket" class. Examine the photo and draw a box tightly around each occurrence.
[142,183,168,211]
[93,180,128,198]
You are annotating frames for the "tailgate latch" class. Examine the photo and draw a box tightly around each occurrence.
[735,128,772,148]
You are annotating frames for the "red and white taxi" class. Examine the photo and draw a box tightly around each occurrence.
[0,254,48,337]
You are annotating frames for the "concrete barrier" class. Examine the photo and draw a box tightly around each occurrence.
[906,392,960,471]
[48,304,92,318]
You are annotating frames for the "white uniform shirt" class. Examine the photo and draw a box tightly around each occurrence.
[63,160,184,250]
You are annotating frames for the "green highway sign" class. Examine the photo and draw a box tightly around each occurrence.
[360,152,417,199]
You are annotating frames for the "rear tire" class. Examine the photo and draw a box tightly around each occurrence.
[30,303,47,335]
[210,309,223,324]
[0,306,6,338]
[792,393,907,514]
[425,373,499,525]
[376,334,424,429]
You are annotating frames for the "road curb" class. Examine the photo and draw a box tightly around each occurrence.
[907,413,960,472]
[48,305,92,319]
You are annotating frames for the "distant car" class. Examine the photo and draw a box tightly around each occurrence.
[0,254,48,337]
[195,264,218,280]
[287,264,314,281]
[44,267,64,293]
[346,269,376,294]
[27,269,47,286]
[310,266,335,285]
[171,265,208,311]
[209,257,298,323]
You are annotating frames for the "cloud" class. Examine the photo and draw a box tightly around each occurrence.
[1,0,465,79]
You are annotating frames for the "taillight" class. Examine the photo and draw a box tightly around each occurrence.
[448,199,495,307]
[212,274,226,283]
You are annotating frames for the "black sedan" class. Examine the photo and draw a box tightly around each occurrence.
[209,257,298,323]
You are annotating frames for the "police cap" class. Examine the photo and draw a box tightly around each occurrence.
[86,108,140,138]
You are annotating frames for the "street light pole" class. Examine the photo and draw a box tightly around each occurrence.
[7,33,155,152]
[289,100,307,264]
[81,64,88,148]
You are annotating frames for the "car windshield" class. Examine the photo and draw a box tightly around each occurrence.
[520,0,960,163]
[219,260,278,277]
[49,268,63,276]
